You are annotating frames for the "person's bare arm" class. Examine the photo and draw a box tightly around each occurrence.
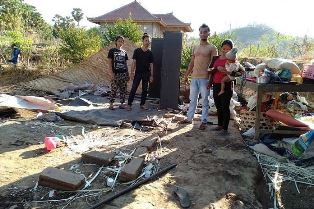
[149,63,154,82]
[183,47,195,84]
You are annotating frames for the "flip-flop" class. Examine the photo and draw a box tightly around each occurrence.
[173,186,191,208]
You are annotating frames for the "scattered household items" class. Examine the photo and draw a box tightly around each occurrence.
[0,94,56,111]
[291,130,314,157]
[265,109,310,130]
[44,136,62,151]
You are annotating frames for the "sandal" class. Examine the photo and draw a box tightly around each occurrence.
[199,122,206,130]
[173,186,191,208]
[109,103,114,110]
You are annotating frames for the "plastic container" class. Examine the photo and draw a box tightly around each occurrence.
[291,130,314,157]
[44,136,61,151]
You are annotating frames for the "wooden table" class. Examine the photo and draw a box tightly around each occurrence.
[244,81,314,139]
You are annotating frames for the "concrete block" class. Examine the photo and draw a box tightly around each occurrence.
[81,151,115,166]
[119,158,144,182]
[39,167,85,191]
[133,147,148,158]
[140,137,158,151]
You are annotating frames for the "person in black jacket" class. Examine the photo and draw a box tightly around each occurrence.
[126,33,154,111]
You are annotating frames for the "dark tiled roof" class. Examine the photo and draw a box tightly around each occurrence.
[89,1,159,22]
[153,13,189,26]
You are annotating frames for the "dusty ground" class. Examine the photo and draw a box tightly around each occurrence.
[0,112,262,209]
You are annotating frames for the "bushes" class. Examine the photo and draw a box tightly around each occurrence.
[58,27,102,63]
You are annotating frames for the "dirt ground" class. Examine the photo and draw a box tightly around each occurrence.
[1,67,314,209]
[0,111,262,209]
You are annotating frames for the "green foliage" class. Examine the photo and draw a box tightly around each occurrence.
[58,27,102,63]
[52,14,75,38]
[208,32,235,51]
[0,0,51,39]
[101,18,142,46]
[71,8,84,26]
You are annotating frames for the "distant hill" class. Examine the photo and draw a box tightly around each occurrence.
[222,24,278,45]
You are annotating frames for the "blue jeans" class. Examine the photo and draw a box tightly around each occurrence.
[187,78,209,123]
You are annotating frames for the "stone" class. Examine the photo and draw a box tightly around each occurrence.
[39,167,85,191]
[133,147,148,158]
[81,151,115,166]
[140,137,158,151]
[119,158,144,182]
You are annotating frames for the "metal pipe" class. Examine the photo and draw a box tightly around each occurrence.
[88,164,177,209]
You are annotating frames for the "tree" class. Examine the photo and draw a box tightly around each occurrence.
[0,0,50,35]
[52,14,75,37]
[71,8,84,26]
[59,27,102,63]
[101,18,142,46]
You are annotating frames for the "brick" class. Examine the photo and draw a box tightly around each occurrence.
[39,167,85,191]
[133,147,148,158]
[140,137,158,151]
[119,158,144,182]
[81,151,115,166]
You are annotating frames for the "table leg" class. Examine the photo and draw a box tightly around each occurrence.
[255,89,263,140]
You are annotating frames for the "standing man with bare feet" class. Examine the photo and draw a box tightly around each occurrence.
[182,24,218,130]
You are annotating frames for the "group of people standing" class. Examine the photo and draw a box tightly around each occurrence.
[107,33,153,111]
[108,24,242,135]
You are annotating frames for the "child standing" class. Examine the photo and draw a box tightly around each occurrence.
[107,36,129,110]
[218,48,244,95]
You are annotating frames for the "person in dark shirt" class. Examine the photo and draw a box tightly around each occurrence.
[126,33,154,111]
[8,43,21,66]
[107,36,129,110]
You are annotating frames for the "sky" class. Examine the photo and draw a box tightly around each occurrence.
[24,0,314,38]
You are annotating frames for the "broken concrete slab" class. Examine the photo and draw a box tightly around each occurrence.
[39,167,85,191]
[133,147,148,158]
[140,137,158,151]
[57,107,165,127]
[81,151,115,165]
[68,97,92,106]
[119,158,144,182]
